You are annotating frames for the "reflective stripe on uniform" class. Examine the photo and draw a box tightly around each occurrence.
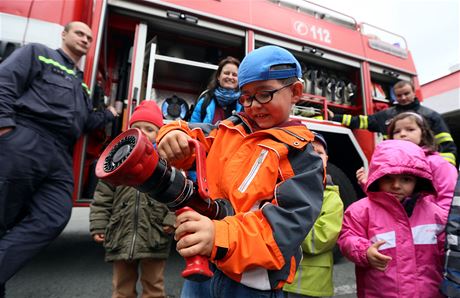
[342,114,352,126]
[435,132,454,144]
[359,115,368,129]
[439,152,456,166]
[38,55,91,96]
[81,83,90,96]
[38,55,75,75]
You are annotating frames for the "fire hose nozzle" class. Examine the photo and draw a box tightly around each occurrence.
[95,128,234,281]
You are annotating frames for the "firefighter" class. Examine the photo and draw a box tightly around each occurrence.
[0,21,117,295]
[329,80,457,167]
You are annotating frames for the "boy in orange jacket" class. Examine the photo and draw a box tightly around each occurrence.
[158,45,324,297]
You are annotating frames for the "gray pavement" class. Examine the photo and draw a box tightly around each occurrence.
[6,208,356,297]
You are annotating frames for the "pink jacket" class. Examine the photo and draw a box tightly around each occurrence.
[338,140,448,298]
[425,149,458,211]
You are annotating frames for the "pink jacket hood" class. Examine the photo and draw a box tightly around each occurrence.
[365,140,436,195]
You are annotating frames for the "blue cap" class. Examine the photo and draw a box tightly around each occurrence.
[238,46,302,88]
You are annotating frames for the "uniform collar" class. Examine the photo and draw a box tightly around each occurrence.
[395,97,420,111]
[57,48,82,71]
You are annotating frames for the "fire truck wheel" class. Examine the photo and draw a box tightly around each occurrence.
[327,162,358,263]
[327,162,358,209]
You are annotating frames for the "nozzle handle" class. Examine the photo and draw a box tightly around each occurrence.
[187,139,209,200]
[175,207,213,281]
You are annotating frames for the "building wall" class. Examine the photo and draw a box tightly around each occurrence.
[422,70,460,160]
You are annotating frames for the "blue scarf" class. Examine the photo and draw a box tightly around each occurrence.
[214,87,241,107]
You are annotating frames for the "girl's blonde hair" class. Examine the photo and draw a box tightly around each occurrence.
[387,112,437,152]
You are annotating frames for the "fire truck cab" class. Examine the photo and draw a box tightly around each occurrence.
[0,0,421,208]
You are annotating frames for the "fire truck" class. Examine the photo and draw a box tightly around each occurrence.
[0,0,421,208]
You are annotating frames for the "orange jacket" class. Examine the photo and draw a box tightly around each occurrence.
[157,114,324,290]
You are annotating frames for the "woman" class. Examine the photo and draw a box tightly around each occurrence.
[190,56,242,123]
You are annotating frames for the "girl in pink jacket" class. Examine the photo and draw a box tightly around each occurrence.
[339,139,448,298]
[356,111,458,211]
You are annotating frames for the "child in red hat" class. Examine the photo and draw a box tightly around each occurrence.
[90,100,175,298]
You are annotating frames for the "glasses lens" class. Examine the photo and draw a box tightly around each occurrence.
[255,92,272,104]
[239,95,251,107]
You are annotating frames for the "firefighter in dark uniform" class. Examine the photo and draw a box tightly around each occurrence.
[0,22,117,295]
[329,80,457,166]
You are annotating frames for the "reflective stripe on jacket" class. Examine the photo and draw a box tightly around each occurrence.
[157,114,324,290]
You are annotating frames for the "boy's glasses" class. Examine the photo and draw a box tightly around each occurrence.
[239,83,294,107]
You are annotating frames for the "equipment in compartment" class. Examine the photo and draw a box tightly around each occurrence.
[371,82,388,100]
[343,82,357,106]
[161,95,190,120]
[303,65,356,105]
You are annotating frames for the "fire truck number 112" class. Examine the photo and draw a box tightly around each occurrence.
[294,21,332,43]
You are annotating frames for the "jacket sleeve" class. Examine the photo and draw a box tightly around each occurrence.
[84,109,115,132]
[331,111,387,134]
[302,187,344,255]
[429,153,458,211]
[337,201,372,267]
[440,179,460,296]
[0,44,40,128]
[89,180,116,235]
[157,120,217,170]
[430,113,457,166]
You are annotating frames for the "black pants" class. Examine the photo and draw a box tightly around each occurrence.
[0,125,73,283]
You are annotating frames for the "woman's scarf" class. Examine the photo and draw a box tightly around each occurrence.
[214,87,241,107]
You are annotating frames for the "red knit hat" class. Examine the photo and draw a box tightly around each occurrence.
[129,100,164,128]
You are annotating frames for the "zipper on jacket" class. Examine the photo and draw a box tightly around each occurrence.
[274,127,307,141]
[238,149,269,193]
[129,191,141,260]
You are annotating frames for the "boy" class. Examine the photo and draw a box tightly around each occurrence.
[90,100,175,298]
[284,133,344,297]
[157,45,324,297]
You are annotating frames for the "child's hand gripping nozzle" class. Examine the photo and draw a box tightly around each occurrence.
[95,128,234,281]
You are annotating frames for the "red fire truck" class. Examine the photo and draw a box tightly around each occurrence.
[0,0,421,208]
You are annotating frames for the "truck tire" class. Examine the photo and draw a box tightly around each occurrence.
[326,162,359,262]
[327,162,358,210]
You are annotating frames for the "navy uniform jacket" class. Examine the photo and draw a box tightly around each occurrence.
[440,177,460,296]
[332,98,457,166]
[0,43,114,150]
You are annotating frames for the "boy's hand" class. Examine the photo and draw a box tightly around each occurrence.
[93,233,105,243]
[356,167,368,186]
[174,210,215,258]
[157,130,192,162]
[367,240,392,271]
